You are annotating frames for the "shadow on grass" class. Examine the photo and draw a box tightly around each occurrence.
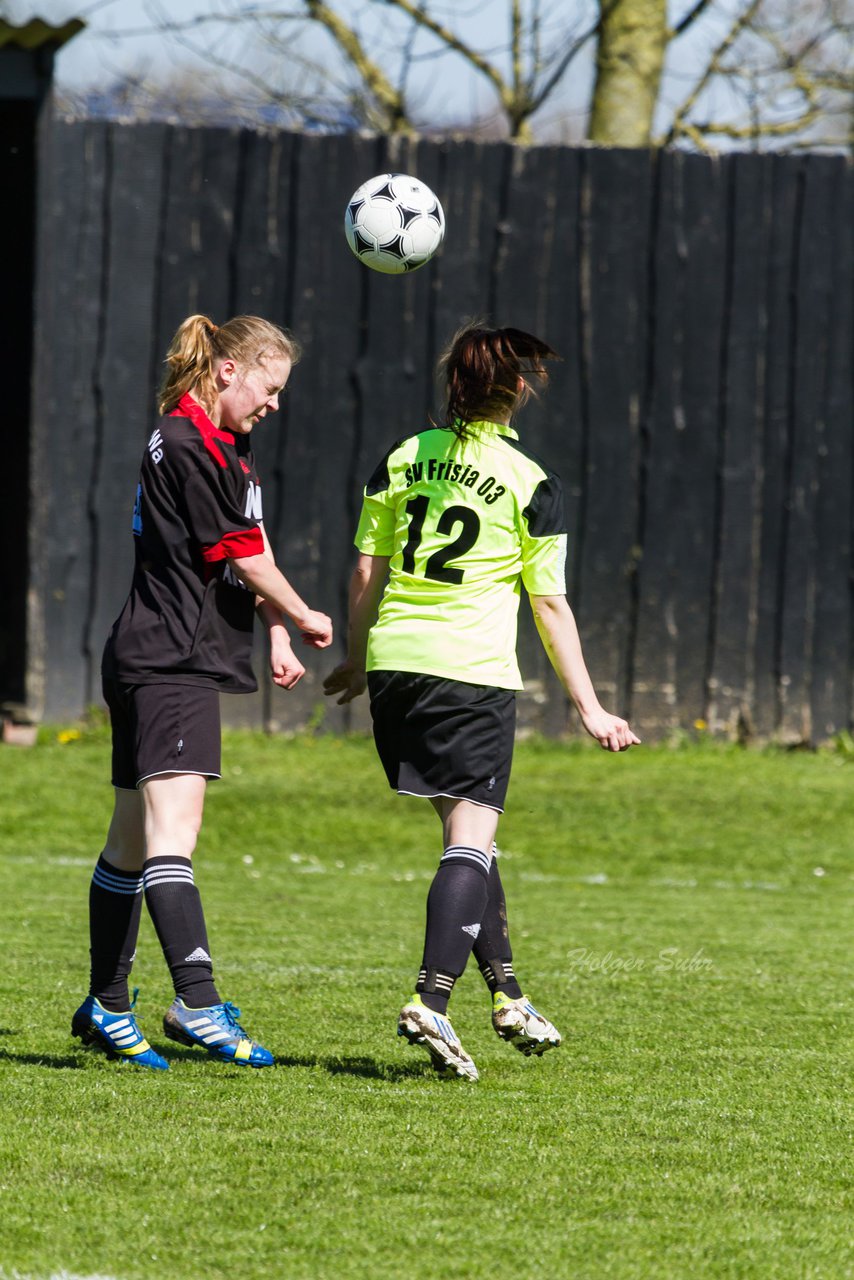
[319,1054,427,1082]
[162,1044,429,1080]
[164,1048,429,1080]
[0,1044,431,1081]
[0,1048,85,1069]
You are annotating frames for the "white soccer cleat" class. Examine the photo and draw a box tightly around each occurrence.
[397,994,479,1081]
[492,992,562,1057]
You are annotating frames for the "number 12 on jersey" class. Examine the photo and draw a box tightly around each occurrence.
[400,496,481,584]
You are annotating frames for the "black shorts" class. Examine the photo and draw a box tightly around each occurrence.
[103,679,222,790]
[367,671,516,812]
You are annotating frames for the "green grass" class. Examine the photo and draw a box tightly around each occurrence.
[0,729,851,1280]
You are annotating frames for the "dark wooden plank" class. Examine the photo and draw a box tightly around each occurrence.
[34,121,108,721]
[154,126,242,359]
[0,99,37,708]
[629,149,682,738]
[705,153,772,737]
[809,158,853,742]
[86,125,167,708]
[574,147,653,716]
[752,156,801,739]
[667,153,730,734]
[431,139,507,348]
[230,130,295,321]
[491,144,585,735]
[777,156,838,742]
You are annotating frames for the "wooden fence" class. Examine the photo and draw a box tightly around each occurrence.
[27,119,853,740]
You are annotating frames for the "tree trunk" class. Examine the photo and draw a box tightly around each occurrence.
[588,0,668,146]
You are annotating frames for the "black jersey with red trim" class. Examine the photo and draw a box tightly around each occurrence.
[102,394,266,691]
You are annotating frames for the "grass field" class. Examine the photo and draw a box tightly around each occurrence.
[0,727,851,1280]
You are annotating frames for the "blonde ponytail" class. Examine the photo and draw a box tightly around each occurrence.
[158,314,301,416]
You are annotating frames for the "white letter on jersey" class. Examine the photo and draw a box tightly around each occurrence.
[245,480,263,521]
[148,428,164,465]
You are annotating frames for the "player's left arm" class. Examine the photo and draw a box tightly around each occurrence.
[254,523,306,691]
[323,553,391,705]
[530,594,640,751]
[519,472,638,751]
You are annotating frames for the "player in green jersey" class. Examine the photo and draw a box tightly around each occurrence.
[324,323,640,1081]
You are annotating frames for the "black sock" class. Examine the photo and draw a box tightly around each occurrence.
[473,856,523,999]
[416,846,490,1014]
[88,856,144,1012]
[143,856,220,1008]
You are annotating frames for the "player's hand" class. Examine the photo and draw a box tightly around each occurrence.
[322,660,367,705]
[298,610,333,649]
[581,707,641,752]
[270,635,305,690]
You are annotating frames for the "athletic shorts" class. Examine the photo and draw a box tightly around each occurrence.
[367,670,516,811]
[102,678,222,790]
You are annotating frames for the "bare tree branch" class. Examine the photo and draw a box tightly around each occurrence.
[378,0,509,103]
[672,0,716,38]
[305,0,412,131]
[73,0,851,153]
[662,0,763,145]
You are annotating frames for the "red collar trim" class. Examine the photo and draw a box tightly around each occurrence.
[171,393,236,446]
[170,394,236,468]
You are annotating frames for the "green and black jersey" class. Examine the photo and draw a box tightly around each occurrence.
[355,420,567,689]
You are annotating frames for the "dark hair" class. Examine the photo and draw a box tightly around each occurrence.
[439,323,559,439]
[158,314,301,415]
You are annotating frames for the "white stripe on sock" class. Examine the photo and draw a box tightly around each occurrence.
[143,867,195,889]
[441,845,491,874]
[92,867,144,895]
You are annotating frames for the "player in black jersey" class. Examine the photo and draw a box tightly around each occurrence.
[325,324,639,1080]
[72,314,333,1070]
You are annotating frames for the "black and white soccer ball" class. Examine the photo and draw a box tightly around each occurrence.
[344,173,445,274]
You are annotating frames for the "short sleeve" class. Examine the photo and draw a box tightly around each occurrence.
[520,474,568,595]
[172,437,263,562]
[355,491,396,557]
[354,442,401,557]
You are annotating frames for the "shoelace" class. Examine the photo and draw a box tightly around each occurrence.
[220,1001,250,1039]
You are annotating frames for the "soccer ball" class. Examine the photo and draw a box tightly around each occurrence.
[344,173,445,274]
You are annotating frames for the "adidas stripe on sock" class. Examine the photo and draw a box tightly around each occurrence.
[417,849,491,1013]
[143,856,220,1008]
[88,855,144,1012]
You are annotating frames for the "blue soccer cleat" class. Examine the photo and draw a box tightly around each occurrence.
[162,997,274,1067]
[71,990,169,1070]
[397,994,478,1081]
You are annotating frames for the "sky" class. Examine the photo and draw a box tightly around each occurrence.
[18,0,594,137]
[4,0,799,145]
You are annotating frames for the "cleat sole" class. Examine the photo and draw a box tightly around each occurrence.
[162,1022,196,1050]
[398,1014,478,1081]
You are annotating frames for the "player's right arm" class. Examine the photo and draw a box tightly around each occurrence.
[322,553,391,704]
[227,553,333,649]
[530,594,640,752]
